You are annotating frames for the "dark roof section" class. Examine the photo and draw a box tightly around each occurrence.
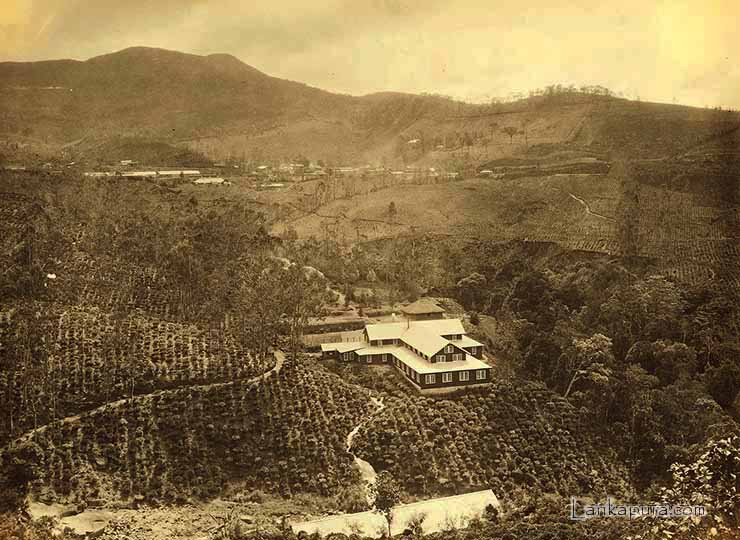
[400,298,445,315]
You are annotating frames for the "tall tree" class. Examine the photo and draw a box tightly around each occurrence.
[235,256,290,362]
[560,333,615,400]
[277,264,331,360]
[706,357,740,409]
[599,276,685,360]
[370,471,402,538]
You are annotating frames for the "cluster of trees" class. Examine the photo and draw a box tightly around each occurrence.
[454,251,739,488]
[3,174,332,338]
[0,193,63,300]
[286,235,448,305]
[235,255,332,360]
[394,130,496,160]
[0,174,334,449]
[484,84,622,105]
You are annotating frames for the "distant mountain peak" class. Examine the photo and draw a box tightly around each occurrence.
[87,46,187,60]
[85,46,266,77]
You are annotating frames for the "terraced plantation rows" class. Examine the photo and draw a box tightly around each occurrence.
[9,360,373,503]
[353,382,632,498]
[631,185,740,288]
[0,303,271,444]
[50,257,178,320]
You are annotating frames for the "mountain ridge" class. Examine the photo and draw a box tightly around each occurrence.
[1,46,738,164]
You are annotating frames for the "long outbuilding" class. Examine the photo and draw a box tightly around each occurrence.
[292,489,500,538]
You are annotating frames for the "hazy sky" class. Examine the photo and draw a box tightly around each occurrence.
[1,0,737,108]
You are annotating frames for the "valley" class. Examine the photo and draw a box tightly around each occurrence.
[1,46,739,540]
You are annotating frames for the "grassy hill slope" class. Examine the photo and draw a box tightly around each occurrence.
[3,47,739,164]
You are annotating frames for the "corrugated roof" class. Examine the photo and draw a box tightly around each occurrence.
[337,344,488,374]
[394,349,489,374]
[320,342,365,353]
[354,346,394,356]
[365,318,465,342]
[348,318,480,370]
[193,177,225,184]
[400,326,448,357]
[293,489,500,538]
[458,335,484,348]
[365,321,406,341]
[415,318,465,335]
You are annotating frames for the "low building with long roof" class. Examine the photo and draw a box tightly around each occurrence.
[292,489,500,538]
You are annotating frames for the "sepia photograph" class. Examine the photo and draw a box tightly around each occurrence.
[0,1,738,539]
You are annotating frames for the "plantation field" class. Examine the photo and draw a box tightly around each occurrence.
[274,173,620,245]
[8,359,374,503]
[351,381,632,499]
[273,160,739,291]
[48,256,178,320]
[0,303,271,445]
[634,185,740,288]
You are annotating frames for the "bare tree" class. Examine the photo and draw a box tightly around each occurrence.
[502,126,518,143]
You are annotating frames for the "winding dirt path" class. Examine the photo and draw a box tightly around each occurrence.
[568,192,616,221]
[345,396,385,503]
[11,350,286,447]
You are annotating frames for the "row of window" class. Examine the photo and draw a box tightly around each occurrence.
[369,339,399,346]
[346,349,490,386]
[423,370,488,385]
[366,354,389,364]
[435,353,464,363]
[345,348,479,366]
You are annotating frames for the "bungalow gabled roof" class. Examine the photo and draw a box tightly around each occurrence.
[365,318,465,342]
[400,326,449,357]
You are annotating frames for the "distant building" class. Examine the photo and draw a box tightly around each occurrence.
[293,489,500,538]
[334,166,358,176]
[193,176,229,185]
[158,170,200,177]
[321,302,490,394]
[400,298,446,320]
[258,182,285,190]
[118,171,157,178]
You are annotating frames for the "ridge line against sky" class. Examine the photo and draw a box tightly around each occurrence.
[1,0,738,109]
